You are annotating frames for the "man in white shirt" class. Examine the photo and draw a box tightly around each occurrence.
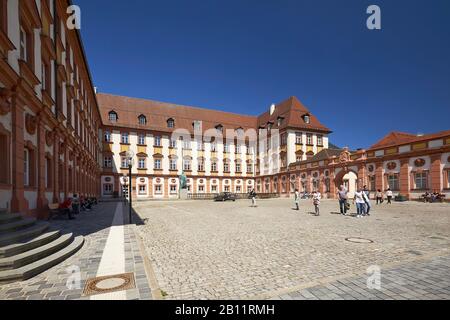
[294,189,300,211]
[386,189,394,204]
[354,188,366,218]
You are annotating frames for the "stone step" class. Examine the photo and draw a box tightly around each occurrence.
[0,236,85,284]
[0,231,61,259]
[0,213,22,225]
[0,218,36,234]
[0,233,73,271]
[0,222,49,247]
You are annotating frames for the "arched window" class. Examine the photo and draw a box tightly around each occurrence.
[167,118,175,128]
[108,111,118,122]
[138,115,147,125]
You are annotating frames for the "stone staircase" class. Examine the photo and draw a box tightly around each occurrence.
[0,208,84,284]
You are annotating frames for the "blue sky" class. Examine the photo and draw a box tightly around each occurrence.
[74,0,450,149]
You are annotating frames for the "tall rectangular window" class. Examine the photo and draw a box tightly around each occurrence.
[307,134,313,146]
[236,162,241,173]
[170,159,177,171]
[138,158,146,169]
[317,135,323,146]
[170,139,177,148]
[104,156,112,168]
[0,133,8,184]
[198,159,204,172]
[183,138,191,150]
[138,134,146,145]
[23,149,29,186]
[448,171,450,189]
[183,159,191,171]
[154,136,161,147]
[415,172,428,190]
[104,130,111,142]
[224,161,230,172]
[121,132,129,144]
[121,157,129,168]
[296,132,303,144]
[154,159,162,170]
[20,26,27,62]
[211,161,217,172]
[387,174,399,191]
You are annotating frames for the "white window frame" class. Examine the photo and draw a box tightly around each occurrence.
[154,159,162,170]
[138,134,146,145]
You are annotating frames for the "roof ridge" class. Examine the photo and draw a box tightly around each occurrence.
[97,92,258,119]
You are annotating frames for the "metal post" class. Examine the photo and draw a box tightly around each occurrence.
[129,163,132,224]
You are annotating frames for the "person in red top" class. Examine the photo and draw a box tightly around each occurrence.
[59,198,75,220]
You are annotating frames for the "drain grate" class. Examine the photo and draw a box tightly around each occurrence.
[345,237,374,244]
[83,273,136,297]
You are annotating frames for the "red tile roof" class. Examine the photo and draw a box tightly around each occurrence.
[370,130,450,150]
[97,93,332,134]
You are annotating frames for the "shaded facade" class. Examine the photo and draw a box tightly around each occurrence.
[0,0,102,217]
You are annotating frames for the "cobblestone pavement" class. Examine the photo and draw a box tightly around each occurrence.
[135,199,450,300]
[0,202,154,300]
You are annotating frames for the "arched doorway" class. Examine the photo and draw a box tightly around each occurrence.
[335,169,358,198]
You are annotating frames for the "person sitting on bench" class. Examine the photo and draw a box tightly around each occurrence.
[59,198,75,220]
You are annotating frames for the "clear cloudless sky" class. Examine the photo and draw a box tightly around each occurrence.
[74,0,450,149]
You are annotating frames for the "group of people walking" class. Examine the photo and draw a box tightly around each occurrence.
[294,189,322,216]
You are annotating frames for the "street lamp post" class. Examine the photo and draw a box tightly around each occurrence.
[126,151,134,224]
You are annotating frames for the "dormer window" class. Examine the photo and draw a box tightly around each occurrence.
[215,125,223,133]
[267,122,274,130]
[303,114,311,124]
[108,111,118,122]
[167,118,175,128]
[138,115,147,125]
[193,121,202,131]
[277,117,284,127]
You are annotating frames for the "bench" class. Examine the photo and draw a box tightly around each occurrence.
[48,203,72,221]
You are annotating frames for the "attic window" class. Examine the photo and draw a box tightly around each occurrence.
[277,117,284,127]
[193,121,202,130]
[167,118,175,128]
[138,115,147,125]
[303,114,311,124]
[108,111,118,122]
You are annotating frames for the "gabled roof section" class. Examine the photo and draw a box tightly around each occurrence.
[369,130,450,150]
[257,97,331,133]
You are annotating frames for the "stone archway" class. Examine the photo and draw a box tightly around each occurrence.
[335,169,359,198]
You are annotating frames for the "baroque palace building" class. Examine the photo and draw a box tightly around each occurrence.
[1,1,449,217]
[0,0,102,217]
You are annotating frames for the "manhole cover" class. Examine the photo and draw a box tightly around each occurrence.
[345,237,374,244]
[83,273,136,297]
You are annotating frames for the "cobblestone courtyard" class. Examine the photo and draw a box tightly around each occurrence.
[135,199,450,300]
